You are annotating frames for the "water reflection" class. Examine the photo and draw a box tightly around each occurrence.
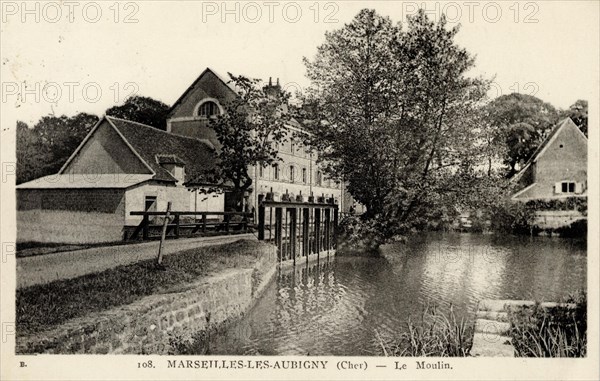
[209,232,586,356]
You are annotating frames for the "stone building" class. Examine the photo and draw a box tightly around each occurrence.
[17,116,223,243]
[167,67,346,213]
[511,117,588,228]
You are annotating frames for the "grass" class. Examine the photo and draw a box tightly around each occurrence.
[375,303,473,357]
[509,291,587,357]
[17,239,271,336]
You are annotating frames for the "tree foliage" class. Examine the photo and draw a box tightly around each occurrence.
[561,99,588,137]
[483,93,559,177]
[208,74,292,194]
[106,95,170,130]
[302,9,490,238]
[16,113,99,184]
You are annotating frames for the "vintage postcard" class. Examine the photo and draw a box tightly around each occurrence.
[1,1,598,380]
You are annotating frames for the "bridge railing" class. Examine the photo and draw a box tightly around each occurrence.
[128,211,254,240]
[258,200,338,265]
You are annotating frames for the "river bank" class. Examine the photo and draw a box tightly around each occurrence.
[203,232,586,355]
[16,239,277,354]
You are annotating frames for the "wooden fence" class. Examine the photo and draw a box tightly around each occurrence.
[258,200,338,265]
[127,211,253,240]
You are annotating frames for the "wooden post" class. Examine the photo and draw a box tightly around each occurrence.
[142,213,149,240]
[333,206,339,249]
[258,204,265,240]
[275,207,283,261]
[314,208,321,255]
[324,208,330,252]
[157,202,172,267]
[303,208,309,259]
[289,208,297,265]
[202,213,207,233]
[174,213,180,239]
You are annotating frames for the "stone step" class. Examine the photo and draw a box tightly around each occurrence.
[478,299,535,312]
[474,319,511,335]
[476,310,509,322]
[470,333,514,357]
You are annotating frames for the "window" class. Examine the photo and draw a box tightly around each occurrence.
[290,141,295,154]
[259,165,264,178]
[316,170,322,186]
[289,166,295,182]
[273,164,279,180]
[144,196,157,211]
[198,101,220,117]
[561,182,576,193]
[302,168,307,184]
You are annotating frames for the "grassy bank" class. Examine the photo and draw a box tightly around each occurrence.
[508,292,587,357]
[17,239,271,336]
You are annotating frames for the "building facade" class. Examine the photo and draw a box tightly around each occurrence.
[167,68,346,213]
[17,116,223,243]
[511,118,588,228]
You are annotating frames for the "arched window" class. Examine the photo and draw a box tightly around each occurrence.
[197,100,221,118]
[316,170,322,186]
[302,168,307,184]
[289,166,295,182]
[273,164,279,180]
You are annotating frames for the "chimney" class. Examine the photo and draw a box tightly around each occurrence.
[263,76,282,97]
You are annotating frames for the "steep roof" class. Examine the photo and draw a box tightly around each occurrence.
[105,116,217,184]
[511,118,586,183]
[167,67,238,118]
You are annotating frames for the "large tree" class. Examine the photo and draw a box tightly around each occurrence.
[206,74,292,204]
[302,9,489,237]
[105,95,170,130]
[16,113,99,184]
[484,93,559,177]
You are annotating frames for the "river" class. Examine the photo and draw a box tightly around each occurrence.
[208,232,586,356]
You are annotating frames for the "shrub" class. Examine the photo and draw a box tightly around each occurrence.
[509,291,587,357]
[375,304,473,357]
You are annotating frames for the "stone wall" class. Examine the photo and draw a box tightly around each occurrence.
[16,245,277,354]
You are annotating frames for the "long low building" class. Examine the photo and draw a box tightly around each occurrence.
[17,116,224,244]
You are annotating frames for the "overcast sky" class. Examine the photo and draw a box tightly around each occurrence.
[1,1,599,126]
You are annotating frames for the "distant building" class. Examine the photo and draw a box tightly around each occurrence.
[167,67,350,213]
[511,118,587,228]
[17,116,223,243]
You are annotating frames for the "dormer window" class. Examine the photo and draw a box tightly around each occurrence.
[196,99,222,118]
[156,154,186,183]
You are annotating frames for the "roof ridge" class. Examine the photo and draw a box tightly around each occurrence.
[105,114,211,144]
[167,67,239,118]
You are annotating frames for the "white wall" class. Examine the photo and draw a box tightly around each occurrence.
[124,183,224,225]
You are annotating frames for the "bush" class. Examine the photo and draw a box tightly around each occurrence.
[509,291,587,357]
[337,215,386,254]
[556,219,587,238]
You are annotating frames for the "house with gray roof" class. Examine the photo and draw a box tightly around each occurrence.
[511,117,587,229]
[17,116,224,244]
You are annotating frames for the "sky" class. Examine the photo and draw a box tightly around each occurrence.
[1,1,599,126]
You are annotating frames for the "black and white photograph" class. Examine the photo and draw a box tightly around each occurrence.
[1,1,598,380]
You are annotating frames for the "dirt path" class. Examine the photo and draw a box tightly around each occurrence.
[17,234,257,289]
